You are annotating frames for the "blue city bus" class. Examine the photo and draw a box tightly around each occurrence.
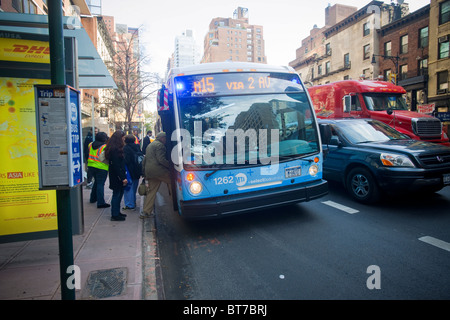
[157,62,328,219]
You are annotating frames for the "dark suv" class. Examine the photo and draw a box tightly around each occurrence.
[319,119,450,203]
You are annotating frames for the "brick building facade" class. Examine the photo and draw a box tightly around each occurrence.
[379,5,430,111]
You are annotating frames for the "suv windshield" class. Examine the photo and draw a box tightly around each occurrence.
[363,93,408,111]
[177,92,319,168]
[335,119,410,144]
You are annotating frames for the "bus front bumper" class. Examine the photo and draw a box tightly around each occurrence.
[179,179,328,219]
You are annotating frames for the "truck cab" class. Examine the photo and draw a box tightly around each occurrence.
[308,80,450,146]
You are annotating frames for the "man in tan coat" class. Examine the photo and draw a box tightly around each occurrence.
[141,132,171,218]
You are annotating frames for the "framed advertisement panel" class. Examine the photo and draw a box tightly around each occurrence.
[0,78,58,240]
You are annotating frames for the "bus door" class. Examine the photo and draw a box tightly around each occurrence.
[157,85,179,210]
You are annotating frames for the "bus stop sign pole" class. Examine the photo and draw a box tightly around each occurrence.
[48,0,76,300]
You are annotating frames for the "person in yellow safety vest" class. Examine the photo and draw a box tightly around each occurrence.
[87,131,110,208]
[132,130,142,151]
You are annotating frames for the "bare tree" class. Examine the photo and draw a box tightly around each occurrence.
[107,27,160,133]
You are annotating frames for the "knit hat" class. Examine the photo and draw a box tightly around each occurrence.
[156,132,166,139]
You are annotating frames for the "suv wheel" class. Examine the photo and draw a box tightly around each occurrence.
[346,167,380,203]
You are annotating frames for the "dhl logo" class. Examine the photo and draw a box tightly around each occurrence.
[4,44,51,55]
[0,38,50,63]
[37,213,57,218]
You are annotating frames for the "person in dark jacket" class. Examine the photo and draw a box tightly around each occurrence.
[104,130,127,221]
[142,130,154,154]
[141,132,171,218]
[123,134,143,210]
[87,131,109,208]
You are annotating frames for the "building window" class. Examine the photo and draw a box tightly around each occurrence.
[363,44,371,60]
[384,69,391,82]
[325,43,331,55]
[438,38,449,59]
[439,0,450,25]
[400,35,408,54]
[399,64,408,80]
[437,70,448,94]
[325,61,331,74]
[12,0,37,13]
[318,64,322,75]
[344,53,350,68]
[384,41,392,56]
[363,22,370,36]
[418,58,428,76]
[419,27,428,48]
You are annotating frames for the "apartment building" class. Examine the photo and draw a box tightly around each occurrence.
[378,5,430,111]
[202,7,266,64]
[428,0,449,129]
[174,29,201,68]
[289,1,409,85]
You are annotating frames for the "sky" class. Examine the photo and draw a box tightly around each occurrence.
[101,0,430,97]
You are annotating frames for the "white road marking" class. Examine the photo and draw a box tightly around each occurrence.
[322,200,359,214]
[418,236,450,252]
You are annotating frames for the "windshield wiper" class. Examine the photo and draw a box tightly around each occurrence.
[277,154,314,162]
[204,163,229,179]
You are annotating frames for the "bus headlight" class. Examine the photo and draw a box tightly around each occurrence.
[189,181,203,194]
[309,164,319,176]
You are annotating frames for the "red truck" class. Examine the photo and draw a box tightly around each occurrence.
[308,80,450,146]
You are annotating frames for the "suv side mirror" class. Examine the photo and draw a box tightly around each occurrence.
[320,124,332,145]
[329,136,342,146]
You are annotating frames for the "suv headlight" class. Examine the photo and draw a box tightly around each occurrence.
[380,153,415,167]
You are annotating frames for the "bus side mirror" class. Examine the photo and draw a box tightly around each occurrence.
[343,95,351,113]
[320,124,332,145]
[157,86,170,111]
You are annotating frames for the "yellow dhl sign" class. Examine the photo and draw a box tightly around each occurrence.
[0,38,50,64]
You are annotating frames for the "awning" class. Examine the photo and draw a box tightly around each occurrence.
[0,12,117,89]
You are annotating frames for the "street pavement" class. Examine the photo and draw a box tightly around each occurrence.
[0,183,161,300]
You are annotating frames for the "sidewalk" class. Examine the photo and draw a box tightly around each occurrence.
[0,184,160,300]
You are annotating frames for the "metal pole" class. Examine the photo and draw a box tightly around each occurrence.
[48,0,76,300]
[92,95,95,142]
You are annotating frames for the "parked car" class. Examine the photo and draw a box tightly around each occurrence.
[319,118,450,203]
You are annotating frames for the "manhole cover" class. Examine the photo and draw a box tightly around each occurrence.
[84,267,127,299]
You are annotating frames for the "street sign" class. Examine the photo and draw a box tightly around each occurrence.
[35,85,83,189]
[436,112,450,122]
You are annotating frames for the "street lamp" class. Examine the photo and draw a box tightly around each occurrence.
[371,54,403,85]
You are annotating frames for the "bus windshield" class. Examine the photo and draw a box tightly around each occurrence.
[176,91,319,169]
[363,93,408,111]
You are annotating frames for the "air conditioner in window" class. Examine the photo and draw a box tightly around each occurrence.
[438,35,449,43]
[437,89,448,94]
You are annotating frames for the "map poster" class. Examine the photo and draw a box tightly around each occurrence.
[0,78,58,240]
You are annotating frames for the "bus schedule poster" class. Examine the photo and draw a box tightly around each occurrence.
[35,85,83,189]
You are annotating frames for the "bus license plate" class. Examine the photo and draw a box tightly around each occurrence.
[285,166,302,178]
[444,173,450,185]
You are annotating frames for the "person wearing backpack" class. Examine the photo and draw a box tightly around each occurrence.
[123,134,143,210]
